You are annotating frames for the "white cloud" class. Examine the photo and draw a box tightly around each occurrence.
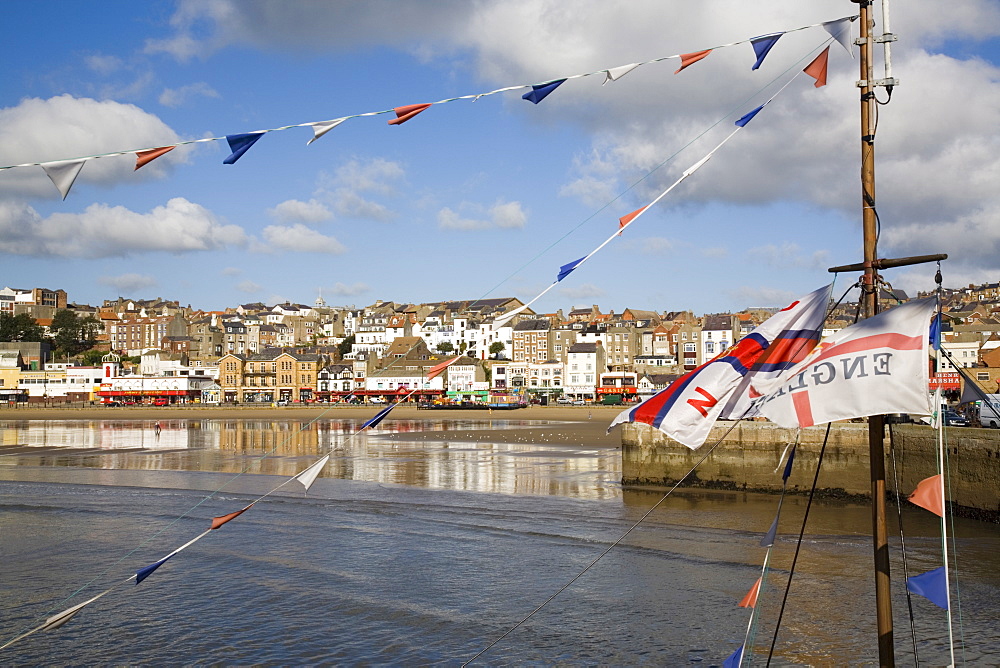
[236,280,262,293]
[0,198,247,258]
[221,266,243,276]
[313,157,405,222]
[85,54,124,76]
[158,82,221,107]
[747,242,829,269]
[330,282,370,296]
[260,224,346,254]
[98,273,158,293]
[438,199,526,230]
[0,95,188,198]
[267,198,333,223]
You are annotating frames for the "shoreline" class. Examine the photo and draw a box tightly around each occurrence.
[0,403,627,447]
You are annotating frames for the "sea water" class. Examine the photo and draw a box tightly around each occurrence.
[1,417,998,665]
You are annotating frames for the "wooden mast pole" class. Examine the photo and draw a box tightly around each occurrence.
[855,1,895,664]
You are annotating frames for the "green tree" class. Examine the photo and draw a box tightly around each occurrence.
[437,341,455,354]
[0,312,44,342]
[489,342,506,358]
[50,310,101,358]
[337,335,355,359]
[79,349,107,366]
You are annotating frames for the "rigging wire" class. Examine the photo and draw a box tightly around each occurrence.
[764,422,833,667]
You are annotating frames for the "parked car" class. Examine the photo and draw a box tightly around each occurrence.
[276,399,289,406]
[943,410,969,427]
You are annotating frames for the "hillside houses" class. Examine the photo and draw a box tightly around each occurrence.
[5,280,1000,406]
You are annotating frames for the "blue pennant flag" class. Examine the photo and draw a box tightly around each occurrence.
[907,567,949,609]
[136,556,172,585]
[557,256,586,282]
[522,79,566,104]
[735,104,766,127]
[723,644,744,668]
[750,33,782,70]
[223,132,265,165]
[760,513,779,547]
[929,312,942,350]
[782,445,796,482]
[363,404,395,430]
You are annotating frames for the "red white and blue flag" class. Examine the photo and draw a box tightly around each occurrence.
[608,284,831,449]
[756,298,935,428]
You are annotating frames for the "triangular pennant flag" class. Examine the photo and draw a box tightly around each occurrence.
[210,502,255,530]
[42,159,87,200]
[223,132,265,164]
[750,33,782,70]
[388,103,432,126]
[294,454,330,492]
[804,47,830,88]
[557,256,586,282]
[782,445,796,482]
[40,590,110,632]
[603,63,641,84]
[929,312,942,350]
[427,355,461,380]
[675,50,712,74]
[907,567,949,609]
[739,577,761,609]
[307,119,346,145]
[723,645,744,668]
[362,404,396,430]
[136,555,172,585]
[522,79,566,104]
[823,18,854,55]
[134,146,175,171]
[909,474,944,517]
[735,103,766,127]
[618,206,648,235]
[760,514,779,547]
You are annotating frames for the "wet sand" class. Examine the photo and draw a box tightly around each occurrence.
[0,404,626,447]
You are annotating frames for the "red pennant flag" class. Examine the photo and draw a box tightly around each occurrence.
[210,502,255,530]
[804,47,830,87]
[135,146,175,171]
[618,206,648,235]
[909,474,944,517]
[427,356,461,381]
[739,577,761,608]
[388,103,432,126]
[675,50,712,74]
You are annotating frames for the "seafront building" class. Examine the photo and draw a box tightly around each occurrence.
[1,283,1000,406]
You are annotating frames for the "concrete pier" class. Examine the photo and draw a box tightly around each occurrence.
[620,421,1000,520]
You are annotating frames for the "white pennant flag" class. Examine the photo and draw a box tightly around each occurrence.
[307,118,346,145]
[757,298,935,428]
[294,454,329,492]
[42,159,87,200]
[823,18,854,56]
[603,63,641,84]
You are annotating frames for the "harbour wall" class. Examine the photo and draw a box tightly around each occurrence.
[620,421,1000,520]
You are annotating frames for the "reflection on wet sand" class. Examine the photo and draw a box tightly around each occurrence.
[0,418,621,499]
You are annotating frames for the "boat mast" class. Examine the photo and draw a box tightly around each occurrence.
[854,2,897,664]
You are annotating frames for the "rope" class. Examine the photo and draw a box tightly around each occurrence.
[887,421,921,663]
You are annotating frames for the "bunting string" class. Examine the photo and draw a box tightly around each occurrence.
[0,14,856,188]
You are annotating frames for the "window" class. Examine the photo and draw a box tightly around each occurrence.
[978,372,990,381]
[684,343,696,353]
[705,342,715,354]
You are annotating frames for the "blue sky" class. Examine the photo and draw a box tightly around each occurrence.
[2,1,998,315]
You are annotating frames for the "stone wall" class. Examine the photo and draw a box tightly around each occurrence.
[621,421,1000,519]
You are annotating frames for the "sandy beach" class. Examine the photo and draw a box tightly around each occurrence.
[0,403,626,447]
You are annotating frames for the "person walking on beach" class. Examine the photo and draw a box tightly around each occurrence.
[154,421,161,437]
